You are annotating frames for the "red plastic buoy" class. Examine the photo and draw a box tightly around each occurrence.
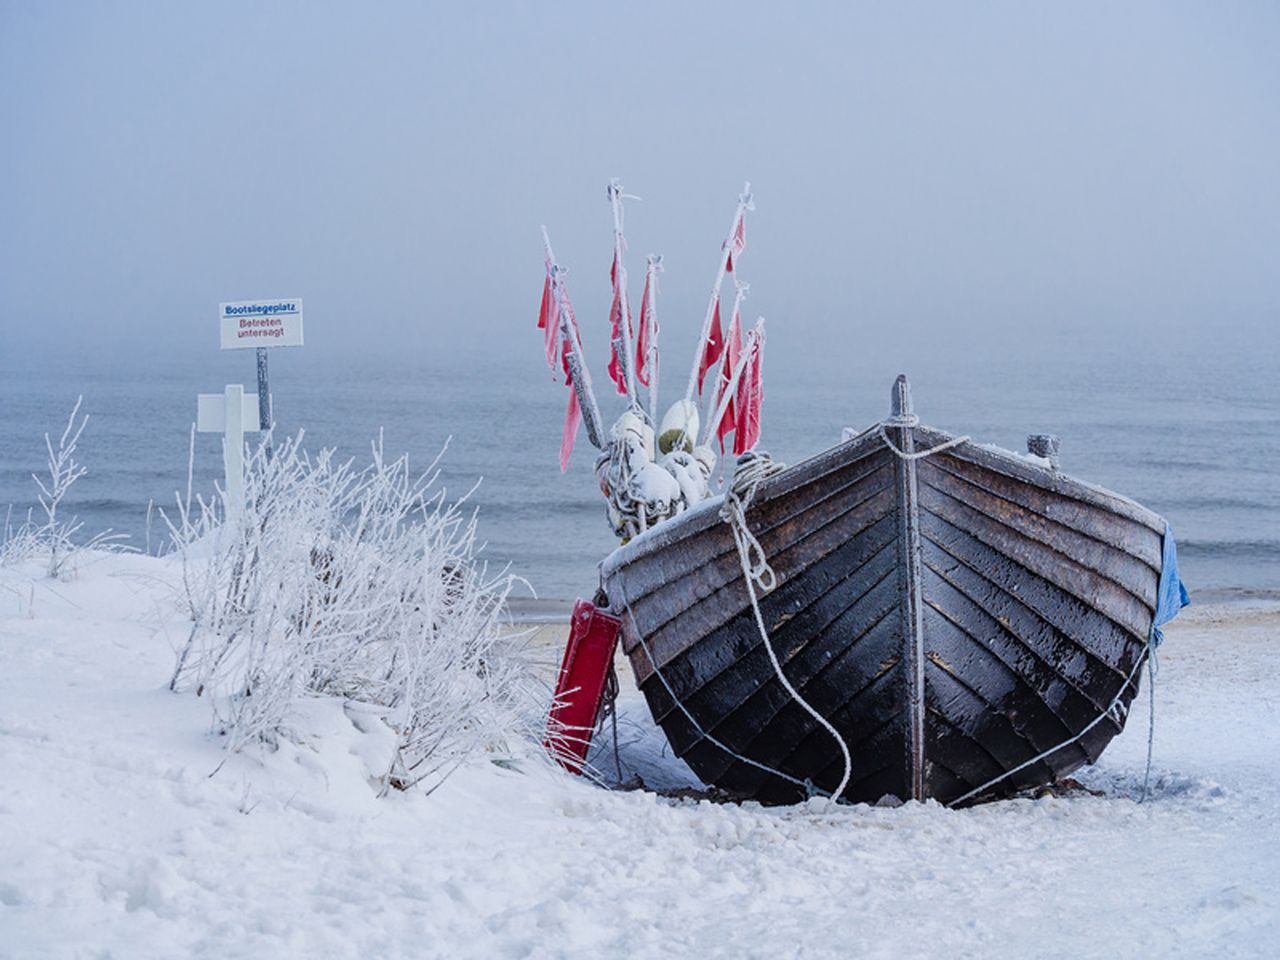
[544,599,622,774]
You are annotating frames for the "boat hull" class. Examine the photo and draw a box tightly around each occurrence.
[601,401,1165,806]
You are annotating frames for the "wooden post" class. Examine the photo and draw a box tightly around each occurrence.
[223,384,246,521]
[891,374,926,801]
[197,385,260,525]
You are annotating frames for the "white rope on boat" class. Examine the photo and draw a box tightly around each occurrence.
[719,452,854,805]
[876,413,971,462]
[626,608,815,795]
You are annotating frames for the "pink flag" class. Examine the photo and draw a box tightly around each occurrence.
[635,268,656,387]
[540,261,561,371]
[607,286,628,395]
[557,291,586,469]
[733,333,764,456]
[714,310,743,453]
[696,295,723,396]
[538,270,552,330]
[560,372,582,472]
[606,251,631,395]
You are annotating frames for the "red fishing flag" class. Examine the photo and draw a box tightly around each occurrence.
[561,369,582,472]
[539,260,561,371]
[635,264,656,388]
[538,264,552,330]
[606,251,631,395]
[557,293,586,471]
[714,309,744,453]
[732,331,764,456]
[695,295,723,396]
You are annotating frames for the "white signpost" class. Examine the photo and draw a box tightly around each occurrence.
[197,385,260,521]
[218,298,304,433]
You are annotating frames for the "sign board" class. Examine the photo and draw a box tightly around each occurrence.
[197,391,260,433]
[219,299,304,350]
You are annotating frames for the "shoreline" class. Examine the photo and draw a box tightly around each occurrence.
[505,592,1280,630]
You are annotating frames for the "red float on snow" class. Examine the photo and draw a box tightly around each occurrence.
[544,599,621,774]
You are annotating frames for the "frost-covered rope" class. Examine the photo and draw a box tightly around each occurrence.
[876,413,971,462]
[1140,642,1158,803]
[625,600,814,794]
[718,453,854,805]
[718,452,783,592]
[949,638,1153,806]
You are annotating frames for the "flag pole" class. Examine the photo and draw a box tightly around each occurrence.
[642,254,662,428]
[684,182,753,405]
[607,179,642,414]
[542,227,605,450]
[704,318,765,448]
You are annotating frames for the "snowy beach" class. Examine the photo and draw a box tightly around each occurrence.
[5,3,1279,958]
[1,552,1276,959]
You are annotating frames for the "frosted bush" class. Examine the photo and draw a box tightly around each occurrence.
[1,397,129,575]
[165,431,542,794]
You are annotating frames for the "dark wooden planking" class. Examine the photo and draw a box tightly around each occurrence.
[925,666,1061,786]
[929,454,1164,572]
[724,618,907,789]
[920,461,1159,606]
[623,484,896,680]
[915,427,1167,535]
[615,452,893,605]
[920,567,1118,761]
[711,663,910,803]
[921,542,1132,729]
[751,677,912,803]
[682,558,898,748]
[920,601,1092,773]
[620,478,893,663]
[643,518,899,727]
[922,756,979,805]
[683,586,903,785]
[924,710,1041,803]
[602,429,890,585]
[674,609,903,772]
[922,516,1149,673]
[919,484,1155,641]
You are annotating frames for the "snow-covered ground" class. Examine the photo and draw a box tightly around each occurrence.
[1,552,1276,959]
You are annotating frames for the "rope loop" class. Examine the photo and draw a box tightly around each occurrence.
[719,452,785,595]
[877,422,971,462]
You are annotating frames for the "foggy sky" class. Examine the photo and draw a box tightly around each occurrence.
[2,1,1278,373]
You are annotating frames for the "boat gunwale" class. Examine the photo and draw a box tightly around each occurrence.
[601,419,1167,589]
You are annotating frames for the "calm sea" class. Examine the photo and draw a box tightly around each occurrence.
[1,321,1276,603]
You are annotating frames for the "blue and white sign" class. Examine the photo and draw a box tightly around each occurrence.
[219,299,304,350]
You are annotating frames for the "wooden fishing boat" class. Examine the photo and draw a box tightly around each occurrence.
[600,375,1178,806]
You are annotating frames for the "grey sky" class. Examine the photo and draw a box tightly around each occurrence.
[2,1,1277,373]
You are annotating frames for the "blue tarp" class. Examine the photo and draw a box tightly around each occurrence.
[1152,524,1191,646]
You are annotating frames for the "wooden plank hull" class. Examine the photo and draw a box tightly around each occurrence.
[601,396,1165,806]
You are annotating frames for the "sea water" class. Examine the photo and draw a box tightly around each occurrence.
[1,321,1275,602]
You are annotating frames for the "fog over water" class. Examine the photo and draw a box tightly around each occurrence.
[2,3,1277,597]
